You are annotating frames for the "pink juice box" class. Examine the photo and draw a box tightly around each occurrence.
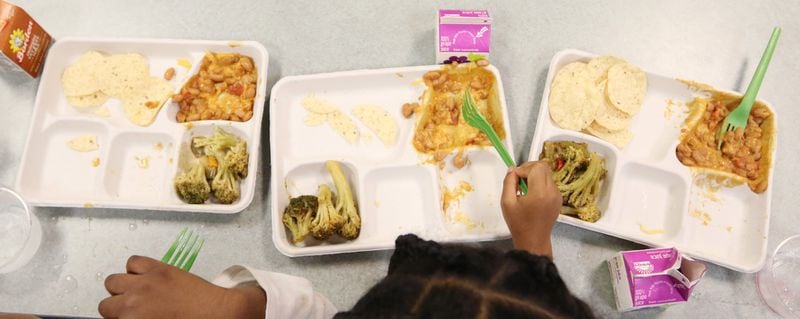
[436,9,491,64]
[608,247,707,311]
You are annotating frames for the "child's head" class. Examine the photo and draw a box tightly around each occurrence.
[335,235,595,319]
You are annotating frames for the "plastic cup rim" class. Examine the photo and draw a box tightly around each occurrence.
[0,186,33,269]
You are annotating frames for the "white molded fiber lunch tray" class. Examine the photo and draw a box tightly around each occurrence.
[528,49,777,272]
[270,65,514,256]
[15,38,269,214]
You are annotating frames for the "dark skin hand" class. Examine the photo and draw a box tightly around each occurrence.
[98,256,266,319]
[501,161,562,258]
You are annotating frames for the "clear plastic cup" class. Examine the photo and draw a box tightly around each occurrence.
[0,186,41,274]
[757,234,800,318]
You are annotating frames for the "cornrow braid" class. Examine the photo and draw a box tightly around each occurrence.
[335,235,596,319]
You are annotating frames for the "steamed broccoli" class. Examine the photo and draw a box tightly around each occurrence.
[326,161,360,239]
[283,195,318,243]
[225,139,249,178]
[192,127,239,160]
[211,162,240,204]
[174,163,211,204]
[310,184,344,239]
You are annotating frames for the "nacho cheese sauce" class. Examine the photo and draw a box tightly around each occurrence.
[173,52,257,122]
[676,94,773,193]
[413,64,504,153]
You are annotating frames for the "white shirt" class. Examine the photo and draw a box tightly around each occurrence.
[213,265,339,319]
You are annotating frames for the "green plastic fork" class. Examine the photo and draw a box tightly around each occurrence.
[161,227,204,272]
[462,88,528,195]
[717,27,781,149]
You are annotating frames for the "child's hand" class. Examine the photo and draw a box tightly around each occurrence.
[98,255,265,319]
[501,161,562,258]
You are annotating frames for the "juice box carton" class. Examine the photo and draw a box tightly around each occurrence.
[436,9,491,64]
[0,0,52,78]
[608,247,707,311]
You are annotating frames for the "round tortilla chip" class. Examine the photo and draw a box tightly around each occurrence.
[99,53,151,98]
[61,51,107,96]
[587,56,626,83]
[593,81,632,131]
[548,62,600,131]
[584,122,633,149]
[607,63,647,115]
[66,91,109,108]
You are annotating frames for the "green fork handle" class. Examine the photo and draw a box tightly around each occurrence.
[482,127,528,195]
[741,27,781,112]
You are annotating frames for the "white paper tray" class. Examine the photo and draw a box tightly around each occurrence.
[15,38,269,214]
[270,65,514,256]
[528,49,777,272]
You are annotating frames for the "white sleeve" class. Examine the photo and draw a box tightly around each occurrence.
[212,265,339,319]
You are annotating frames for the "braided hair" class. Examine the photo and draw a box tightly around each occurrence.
[335,234,596,319]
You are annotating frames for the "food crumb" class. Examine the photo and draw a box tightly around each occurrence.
[638,223,665,235]
[135,156,150,169]
[177,58,192,69]
[402,102,419,118]
[94,106,111,118]
[452,211,478,230]
[442,181,474,211]
[395,72,404,78]
[452,149,468,169]
[374,200,380,208]
[169,157,173,164]
[91,157,100,167]
[183,122,194,130]
[726,226,733,232]
[163,67,175,81]
[153,142,164,151]
[411,78,424,86]
[83,202,94,208]
[227,41,241,47]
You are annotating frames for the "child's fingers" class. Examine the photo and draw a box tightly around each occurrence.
[513,161,541,177]
[501,169,519,209]
[98,295,124,318]
[105,273,136,295]
[126,255,160,274]
[526,161,554,191]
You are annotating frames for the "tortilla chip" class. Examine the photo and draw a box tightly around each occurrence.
[587,55,626,83]
[327,111,359,143]
[121,76,173,126]
[61,51,107,96]
[66,91,109,108]
[302,95,338,114]
[585,122,633,148]
[98,53,150,98]
[352,104,398,146]
[607,63,647,115]
[304,112,327,126]
[548,62,600,131]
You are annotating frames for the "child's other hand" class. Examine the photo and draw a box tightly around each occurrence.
[501,161,562,258]
[98,255,265,319]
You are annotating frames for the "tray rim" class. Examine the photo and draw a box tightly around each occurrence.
[527,48,778,273]
[14,37,270,214]
[269,64,515,257]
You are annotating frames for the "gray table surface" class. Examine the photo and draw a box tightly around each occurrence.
[1,0,798,318]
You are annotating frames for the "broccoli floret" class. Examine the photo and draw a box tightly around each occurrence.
[211,163,240,204]
[326,161,360,239]
[283,195,318,243]
[224,139,249,178]
[174,163,210,204]
[192,127,239,160]
[310,184,344,239]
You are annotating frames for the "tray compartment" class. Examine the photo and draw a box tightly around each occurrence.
[270,70,426,164]
[103,132,175,203]
[679,172,770,272]
[361,166,441,241]
[437,149,511,236]
[623,74,694,163]
[17,120,109,202]
[276,161,363,248]
[532,132,620,225]
[614,162,689,243]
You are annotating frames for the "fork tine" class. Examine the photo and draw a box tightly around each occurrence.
[175,232,199,268]
[161,227,187,263]
[181,238,204,271]
[169,230,193,265]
